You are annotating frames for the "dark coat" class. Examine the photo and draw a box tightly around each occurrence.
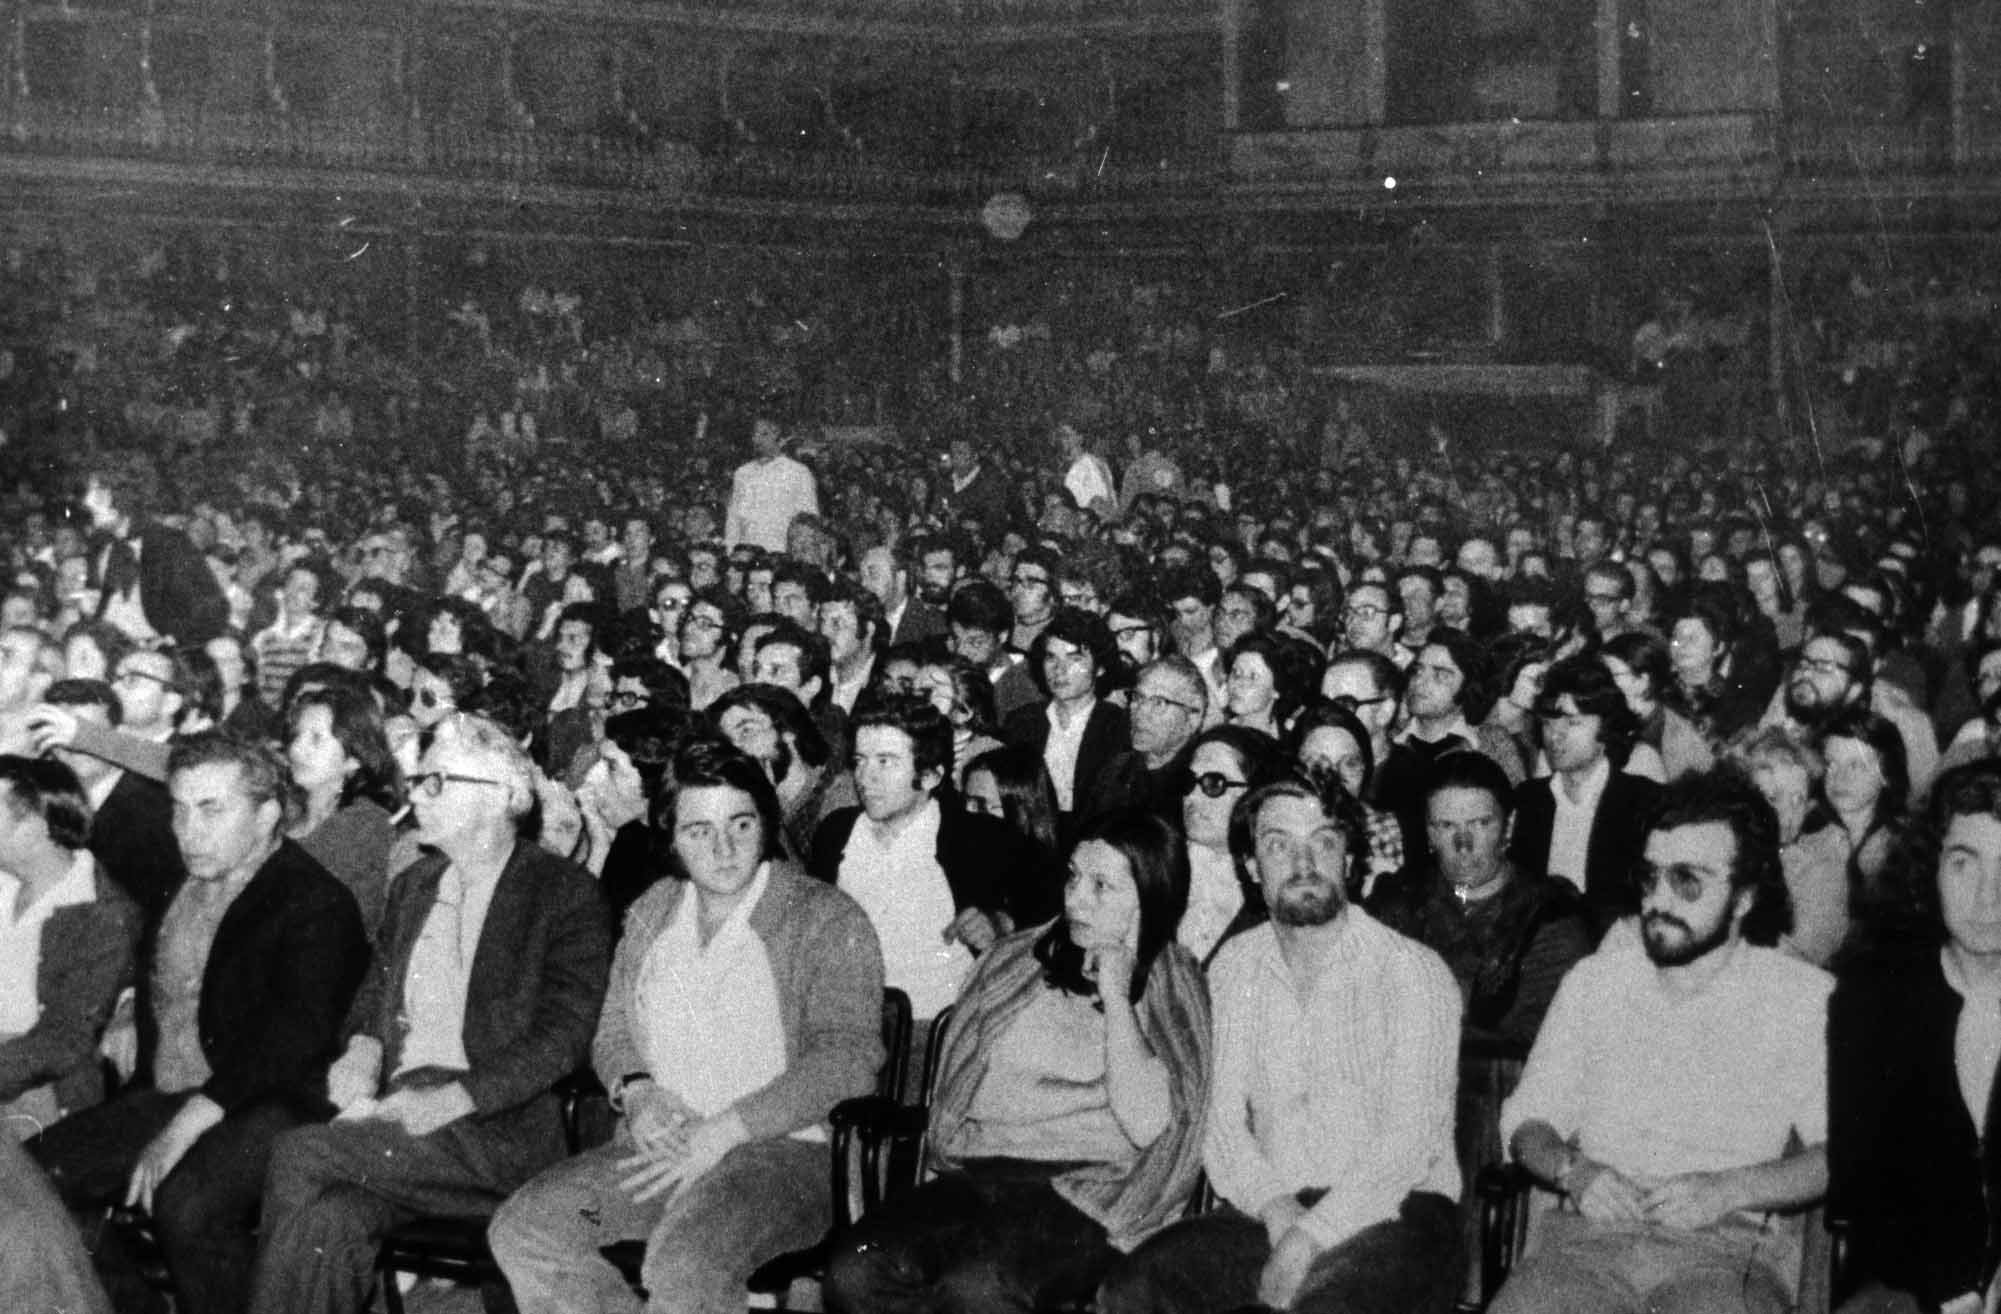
[808,799,1061,930]
[1001,700,1148,841]
[89,770,186,933]
[1830,946,2001,1308]
[0,863,142,1118]
[889,600,948,649]
[94,524,229,648]
[183,840,371,1112]
[352,841,612,1158]
[1507,770,1663,936]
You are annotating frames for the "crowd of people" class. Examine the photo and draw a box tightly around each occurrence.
[0,222,1998,1314]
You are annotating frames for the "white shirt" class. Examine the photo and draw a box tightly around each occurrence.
[0,853,98,1035]
[837,801,970,1020]
[396,862,506,1077]
[1546,756,1612,892]
[1064,453,1116,514]
[633,864,818,1141]
[725,455,820,553]
[1943,948,2001,1132]
[1205,910,1463,1251]
[1043,698,1096,814]
[1503,931,1830,1215]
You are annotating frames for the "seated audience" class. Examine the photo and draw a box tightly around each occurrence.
[1494,771,1829,1314]
[489,737,886,1314]
[825,808,1211,1314]
[1099,774,1464,1314]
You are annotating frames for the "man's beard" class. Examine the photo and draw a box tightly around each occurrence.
[1272,874,1345,928]
[1641,906,1733,968]
[1783,681,1843,732]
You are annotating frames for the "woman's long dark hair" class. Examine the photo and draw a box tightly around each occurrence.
[1035,808,1190,1004]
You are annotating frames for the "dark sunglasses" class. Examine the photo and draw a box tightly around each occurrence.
[1179,770,1250,799]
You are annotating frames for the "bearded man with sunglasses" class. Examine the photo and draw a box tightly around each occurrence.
[1492,770,1831,1314]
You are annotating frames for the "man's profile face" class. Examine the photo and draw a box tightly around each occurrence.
[1638,822,1742,968]
[171,761,277,883]
[1539,695,1605,776]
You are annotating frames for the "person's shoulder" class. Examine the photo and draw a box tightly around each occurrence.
[1735,942,1835,1005]
[1355,907,1458,994]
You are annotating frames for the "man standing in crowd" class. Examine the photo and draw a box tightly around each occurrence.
[725,417,820,555]
[249,716,611,1314]
[1494,771,1829,1314]
[83,460,229,650]
[31,733,368,1314]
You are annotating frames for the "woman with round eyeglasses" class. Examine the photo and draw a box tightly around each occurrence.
[1177,726,1292,965]
[1820,707,1911,920]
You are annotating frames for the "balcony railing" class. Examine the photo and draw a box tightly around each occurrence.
[1,100,1220,203]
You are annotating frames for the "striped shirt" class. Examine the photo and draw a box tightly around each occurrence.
[1204,907,1462,1251]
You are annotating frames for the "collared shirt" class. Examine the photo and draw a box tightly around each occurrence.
[1546,756,1612,892]
[837,801,969,1019]
[0,852,97,1036]
[396,860,506,1077]
[1205,909,1463,1251]
[152,869,257,1094]
[1396,713,1478,754]
[1043,697,1096,814]
[1943,948,2001,1131]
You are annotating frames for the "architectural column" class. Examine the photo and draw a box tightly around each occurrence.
[1220,0,1240,130]
[948,260,965,386]
[1766,217,1791,443]
[1485,242,1505,345]
[1363,0,1387,123]
[1596,0,1622,118]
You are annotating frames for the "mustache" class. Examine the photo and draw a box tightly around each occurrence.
[1642,910,1690,936]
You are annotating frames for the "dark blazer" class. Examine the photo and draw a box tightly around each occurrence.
[1002,699,1148,840]
[352,841,611,1156]
[186,840,371,1112]
[95,524,229,648]
[1830,946,2001,1308]
[889,599,948,649]
[0,863,142,1119]
[1506,769,1662,936]
[808,800,1061,930]
[943,463,1014,534]
[90,771,186,933]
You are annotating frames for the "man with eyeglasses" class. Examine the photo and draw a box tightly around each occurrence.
[1107,593,1165,681]
[1579,562,1639,642]
[250,715,612,1314]
[679,588,744,713]
[1492,770,1830,1314]
[1100,775,1465,1314]
[110,648,188,745]
[1129,657,1211,820]
[1341,582,1409,670]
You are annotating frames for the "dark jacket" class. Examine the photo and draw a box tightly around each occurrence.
[351,841,612,1158]
[889,600,948,649]
[808,799,1061,930]
[943,463,1014,535]
[184,840,371,1112]
[90,771,186,933]
[0,863,142,1118]
[94,524,230,648]
[1507,770,1663,936]
[1830,945,2001,1308]
[1001,700,1147,841]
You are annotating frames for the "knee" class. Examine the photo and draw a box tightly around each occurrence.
[487,1191,565,1268]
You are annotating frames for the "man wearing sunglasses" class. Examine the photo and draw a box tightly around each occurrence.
[1493,770,1829,1314]
[250,715,612,1314]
